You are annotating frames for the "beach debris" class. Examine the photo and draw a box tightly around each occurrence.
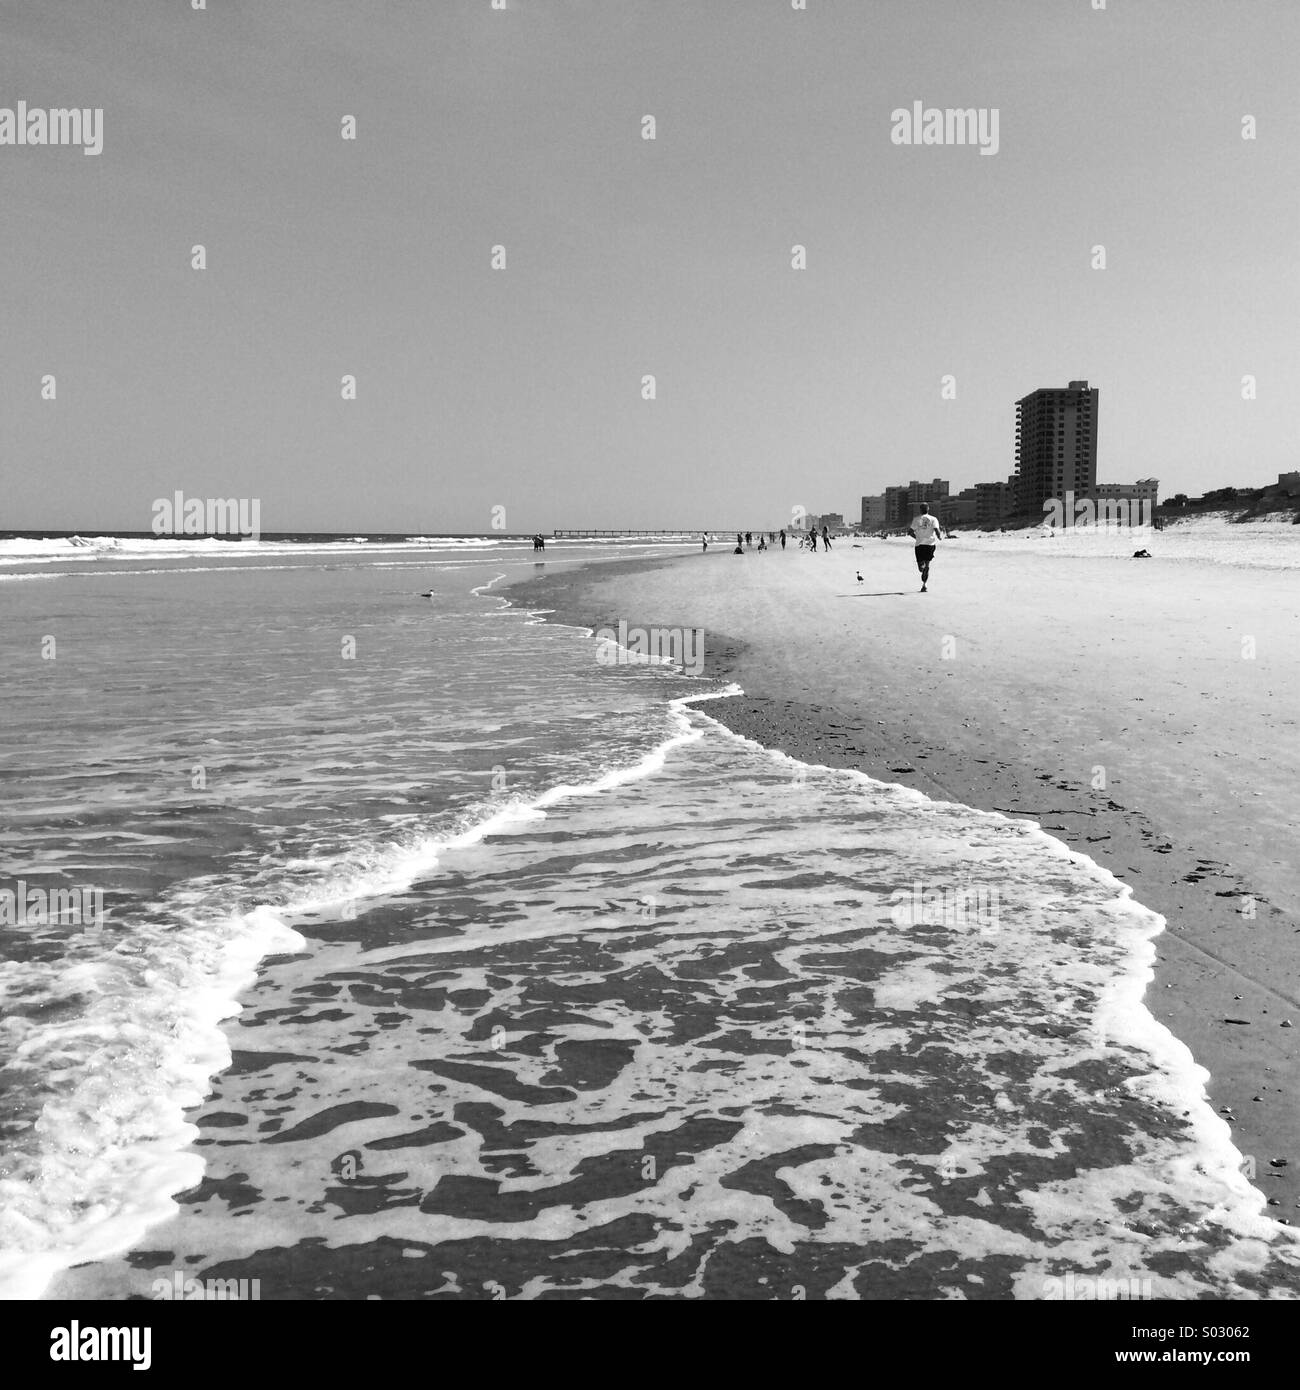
[1269,1159,1288,1168]
[1219,1107,1234,1114]
[889,764,916,774]
[1224,1018,1251,1025]
[1254,1095,1263,1101]
[1282,1019,1294,1028]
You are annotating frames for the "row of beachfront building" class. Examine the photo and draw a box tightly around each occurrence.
[831,380,1159,532]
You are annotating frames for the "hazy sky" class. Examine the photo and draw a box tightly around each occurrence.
[2,0,1297,532]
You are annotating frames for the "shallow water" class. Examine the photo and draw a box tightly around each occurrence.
[2,538,1297,1299]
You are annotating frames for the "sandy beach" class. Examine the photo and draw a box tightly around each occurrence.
[511,536,1300,1223]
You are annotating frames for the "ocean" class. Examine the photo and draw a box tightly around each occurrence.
[1,535,1296,1299]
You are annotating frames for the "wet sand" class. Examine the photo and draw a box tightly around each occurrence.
[508,539,1300,1224]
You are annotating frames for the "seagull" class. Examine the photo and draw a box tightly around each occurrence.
[856,571,863,582]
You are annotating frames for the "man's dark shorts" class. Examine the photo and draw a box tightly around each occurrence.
[914,544,935,571]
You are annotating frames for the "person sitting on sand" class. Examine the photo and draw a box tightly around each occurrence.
[910,504,942,592]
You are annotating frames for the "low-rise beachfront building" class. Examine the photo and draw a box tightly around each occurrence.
[952,490,979,525]
[871,479,954,529]
[1093,478,1159,505]
[1278,471,1300,496]
[974,478,1017,525]
[1089,479,1159,522]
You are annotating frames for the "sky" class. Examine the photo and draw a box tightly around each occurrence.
[1,0,1297,533]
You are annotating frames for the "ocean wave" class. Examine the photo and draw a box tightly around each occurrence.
[42,695,1298,1300]
[0,668,722,1298]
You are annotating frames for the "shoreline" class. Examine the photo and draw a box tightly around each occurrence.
[506,543,1300,1225]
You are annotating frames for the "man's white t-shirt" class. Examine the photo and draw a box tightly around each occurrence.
[912,514,942,545]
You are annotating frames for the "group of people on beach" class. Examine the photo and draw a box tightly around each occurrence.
[703,527,837,554]
[701,504,943,592]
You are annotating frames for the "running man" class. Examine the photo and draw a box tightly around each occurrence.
[910,504,941,592]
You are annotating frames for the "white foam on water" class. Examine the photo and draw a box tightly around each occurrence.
[50,693,1295,1300]
[687,698,1293,1282]
[0,684,727,1299]
[0,905,305,1299]
[12,556,1297,1300]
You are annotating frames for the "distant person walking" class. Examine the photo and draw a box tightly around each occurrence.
[702,532,709,551]
[910,504,942,592]
[821,525,831,551]
[808,528,817,551]
[780,529,786,550]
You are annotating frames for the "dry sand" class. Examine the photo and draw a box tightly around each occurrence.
[511,537,1300,1222]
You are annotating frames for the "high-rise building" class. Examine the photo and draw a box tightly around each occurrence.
[883,486,910,525]
[861,495,887,529]
[1014,380,1099,515]
[906,478,949,515]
